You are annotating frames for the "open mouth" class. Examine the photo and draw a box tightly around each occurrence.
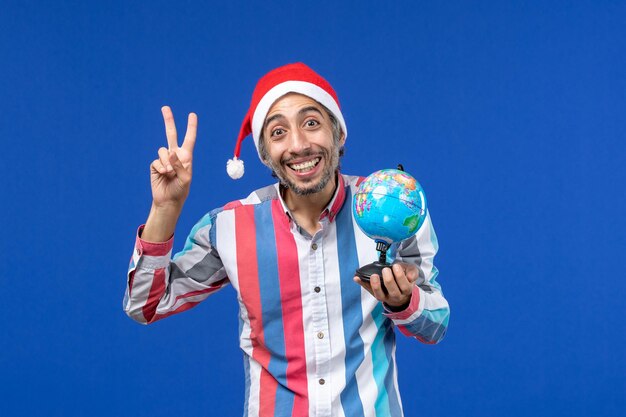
[287,157,321,173]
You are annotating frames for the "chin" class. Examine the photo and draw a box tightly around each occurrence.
[279,169,334,196]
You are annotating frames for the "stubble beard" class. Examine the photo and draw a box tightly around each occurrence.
[269,145,340,196]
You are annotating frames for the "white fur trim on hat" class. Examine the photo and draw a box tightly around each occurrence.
[250,80,348,151]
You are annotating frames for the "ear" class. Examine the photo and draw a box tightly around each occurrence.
[257,134,271,166]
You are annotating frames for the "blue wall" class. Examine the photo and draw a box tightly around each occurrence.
[1,1,624,416]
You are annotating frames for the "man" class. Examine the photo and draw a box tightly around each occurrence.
[124,63,449,417]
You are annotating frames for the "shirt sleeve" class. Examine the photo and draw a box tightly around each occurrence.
[123,212,229,324]
[383,212,450,344]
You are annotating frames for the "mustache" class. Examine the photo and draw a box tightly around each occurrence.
[281,150,325,164]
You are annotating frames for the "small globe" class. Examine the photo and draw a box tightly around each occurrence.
[353,169,427,245]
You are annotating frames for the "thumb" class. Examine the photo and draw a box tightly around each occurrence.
[169,151,191,183]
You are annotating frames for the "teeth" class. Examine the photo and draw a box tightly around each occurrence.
[289,158,320,172]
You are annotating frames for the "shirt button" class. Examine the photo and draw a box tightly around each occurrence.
[314,286,321,293]
[317,331,324,339]
[311,243,318,250]
[319,379,325,385]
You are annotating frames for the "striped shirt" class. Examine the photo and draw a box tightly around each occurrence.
[124,173,449,417]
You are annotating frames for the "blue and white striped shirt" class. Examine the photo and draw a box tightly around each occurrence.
[124,173,449,417]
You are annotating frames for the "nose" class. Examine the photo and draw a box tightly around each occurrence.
[289,127,311,154]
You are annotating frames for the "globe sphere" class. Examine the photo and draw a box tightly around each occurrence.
[352,169,427,245]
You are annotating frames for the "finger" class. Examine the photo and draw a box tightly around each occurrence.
[392,263,413,294]
[353,276,366,289]
[161,106,179,149]
[370,274,387,301]
[381,267,401,298]
[182,112,197,153]
[158,147,173,172]
[151,159,167,175]
[169,151,190,183]
[404,263,419,283]
[353,276,373,293]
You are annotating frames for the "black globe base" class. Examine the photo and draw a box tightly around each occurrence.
[355,240,392,292]
[355,261,392,294]
[355,261,390,282]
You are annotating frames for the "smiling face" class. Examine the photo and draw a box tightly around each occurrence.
[259,93,345,196]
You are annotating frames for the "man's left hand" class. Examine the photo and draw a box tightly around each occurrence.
[353,262,418,311]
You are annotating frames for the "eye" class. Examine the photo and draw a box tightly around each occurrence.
[305,119,320,128]
[271,127,285,138]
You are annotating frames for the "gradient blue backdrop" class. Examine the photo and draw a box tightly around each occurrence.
[1,1,624,416]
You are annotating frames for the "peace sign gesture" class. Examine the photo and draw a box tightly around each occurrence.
[150,106,197,210]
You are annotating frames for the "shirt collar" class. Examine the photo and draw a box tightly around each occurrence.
[321,173,346,222]
[275,172,347,224]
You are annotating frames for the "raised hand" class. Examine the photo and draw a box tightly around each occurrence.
[142,107,197,243]
[150,106,197,210]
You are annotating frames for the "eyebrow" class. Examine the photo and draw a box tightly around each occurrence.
[264,106,325,130]
[298,106,324,118]
[264,113,286,128]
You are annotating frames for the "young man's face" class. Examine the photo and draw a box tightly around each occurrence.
[261,93,344,196]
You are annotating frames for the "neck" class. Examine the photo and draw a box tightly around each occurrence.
[283,172,338,234]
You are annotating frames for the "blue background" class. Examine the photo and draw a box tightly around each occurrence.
[1,1,624,416]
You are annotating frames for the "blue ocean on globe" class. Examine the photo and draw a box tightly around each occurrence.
[353,169,427,244]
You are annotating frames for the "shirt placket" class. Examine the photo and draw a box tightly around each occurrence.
[309,223,332,417]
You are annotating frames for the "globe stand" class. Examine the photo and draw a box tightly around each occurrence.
[355,240,391,286]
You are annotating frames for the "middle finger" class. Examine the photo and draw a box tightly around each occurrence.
[381,267,401,298]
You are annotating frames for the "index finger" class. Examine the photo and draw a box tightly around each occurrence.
[181,112,197,153]
[161,106,178,149]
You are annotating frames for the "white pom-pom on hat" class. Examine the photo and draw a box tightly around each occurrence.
[227,62,347,179]
[227,157,244,179]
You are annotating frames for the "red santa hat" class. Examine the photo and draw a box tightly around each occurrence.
[227,62,348,179]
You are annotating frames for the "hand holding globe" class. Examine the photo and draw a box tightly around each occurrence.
[352,167,428,285]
